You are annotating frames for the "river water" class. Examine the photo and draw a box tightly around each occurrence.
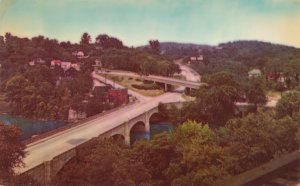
[0,114,64,140]
[130,122,174,144]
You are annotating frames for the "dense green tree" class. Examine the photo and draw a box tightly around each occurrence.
[201,71,239,89]
[276,91,300,119]
[196,85,240,125]
[80,32,91,45]
[225,113,299,174]
[0,122,25,181]
[95,34,124,49]
[149,40,160,54]
[170,121,228,186]
[131,133,176,183]
[54,139,151,186]
[112,153,151,186]
[245,78,267,110]
[55,116,300,185]
[5,75,28,106]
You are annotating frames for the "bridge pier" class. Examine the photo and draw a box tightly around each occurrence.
[145,112,150,133]
[125,122,131,146]
[164,83,168,92]
[44,161,52,185]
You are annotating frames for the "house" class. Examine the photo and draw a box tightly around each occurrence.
[108,88,129,105]
[188,55,204,64]
[50,60,62,68]
[35,58,46,64]
[28,61,35,66]
[51,60,80,72]
[70,63,80,71]
[28,58,46,66]
[61,62,72,71]
[248,69,262,78]
[68,108,87,122]
[72,51,85,58]
[267,72,285,82]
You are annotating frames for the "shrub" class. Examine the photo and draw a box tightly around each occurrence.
[132,83,160,90]
[143,80,153,84]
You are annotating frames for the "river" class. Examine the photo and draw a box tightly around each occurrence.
[0,114,64,140]
[130,122,174,144]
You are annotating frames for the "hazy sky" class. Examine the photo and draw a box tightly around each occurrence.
[0,0,300,47]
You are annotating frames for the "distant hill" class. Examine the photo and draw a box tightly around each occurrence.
[193,40,300,75]
[159,42,212,50]
[138,42,213,58]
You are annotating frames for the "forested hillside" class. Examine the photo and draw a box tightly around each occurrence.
[139,41,212,58]
[194,40,300,76]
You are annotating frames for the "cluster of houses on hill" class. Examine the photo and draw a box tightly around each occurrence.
[248,68,285,83]
[28,51,86,81]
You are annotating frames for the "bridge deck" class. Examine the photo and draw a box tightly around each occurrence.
[17,93,184,173]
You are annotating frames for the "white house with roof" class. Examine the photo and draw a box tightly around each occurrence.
[72,51,88,59]
[188,55,204,64]
[51,60,80,71]
[61,62,72,71]
[248,69,262,78]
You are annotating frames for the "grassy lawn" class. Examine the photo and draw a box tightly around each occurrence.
[182,94,196,102]
[267,91,281,100]
[106,75,164,97]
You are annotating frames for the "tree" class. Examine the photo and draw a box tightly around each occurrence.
[149,40,160,54]
[245,79,267,111]
[201,71,240,89]
[54,138,151,186]
[276,91,300,119]
[0,122,25,181]
[131,133,176,184]
[80,32,91,45]
[5,75,28,112]
[112,153,151,186]
[225,113,299,174]
[95,34,124,49]
[168,121,229,186]
[182,85,240,126]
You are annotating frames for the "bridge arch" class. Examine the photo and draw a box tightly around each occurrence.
[130,121,148,145]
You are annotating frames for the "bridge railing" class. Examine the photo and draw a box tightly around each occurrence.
[24,101,136,145]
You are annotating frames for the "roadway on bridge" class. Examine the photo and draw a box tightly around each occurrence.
[17,92,184,173]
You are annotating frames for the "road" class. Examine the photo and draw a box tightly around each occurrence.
[176,61,200,82]
[93,78,106,88]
